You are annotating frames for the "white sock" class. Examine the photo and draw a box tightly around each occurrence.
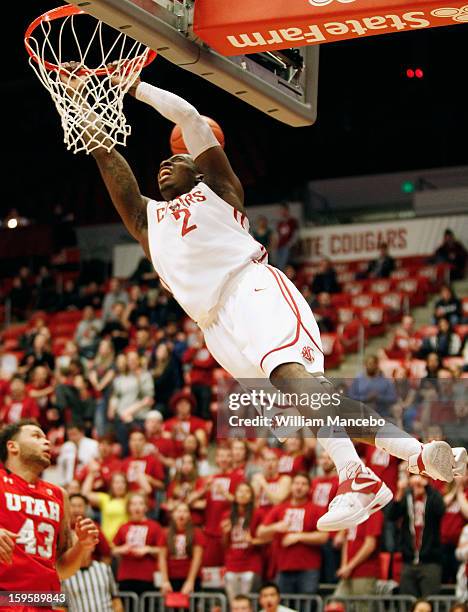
[375,422,422,460]
[317,426,364,482]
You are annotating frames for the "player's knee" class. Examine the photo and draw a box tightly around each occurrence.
[269,362,307,390]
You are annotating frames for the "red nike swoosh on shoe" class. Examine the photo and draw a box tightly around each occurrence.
[351,479,380,492]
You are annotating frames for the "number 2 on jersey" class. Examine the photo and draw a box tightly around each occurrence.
[172,208,197,236]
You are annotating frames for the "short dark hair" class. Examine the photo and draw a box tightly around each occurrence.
[67,422,85,432]
[410,601,433,612]
[69,493,89,505]
[293,471,311,485]
[0,419,41,463]
[259,582,280,596]
[232,595,252,608]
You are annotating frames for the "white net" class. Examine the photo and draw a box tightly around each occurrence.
[26,7,156,154]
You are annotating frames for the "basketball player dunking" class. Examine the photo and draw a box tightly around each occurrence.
[60,65,466,531]
[0,420,99,612]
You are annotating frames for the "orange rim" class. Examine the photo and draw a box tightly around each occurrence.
[25,3,157,75]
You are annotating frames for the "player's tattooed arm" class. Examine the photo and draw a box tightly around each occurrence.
[92,148,151,258]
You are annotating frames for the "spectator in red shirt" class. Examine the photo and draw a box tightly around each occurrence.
[76,434,122,492]
[221,483,264,602]
[0,375,40,424]
[163,453,206,525]
[333,511,384,600]
[441,477,468,583]
[121,430,165,498]
[69,493,111,564]
[310,452,340,583]
[381,315,421,359]
[276,203,298,272]
[144,410,177,470]
[176,433,213,477]
[163,390,208,450]
[158,502,205,595]
[258,472,329,594]
[231,439,250,481]
[182,330,217,420]
[27,365,54,413]
[277,436,315,477]
[113,492,162,596]
[252,448,292,521]
[200,446,244,567]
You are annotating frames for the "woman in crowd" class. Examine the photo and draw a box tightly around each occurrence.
[88,338,116,437]
[177,433,213,477]
[164,453,206,525]
[221,483,263,603]
[152,342,181,418]
[108,351,154,455]
[420,318,462,358]
[391,366,418,432]
[433,284,462,325]
[158,503,205,595]
[82,470,130,543]
[112,492,162,596]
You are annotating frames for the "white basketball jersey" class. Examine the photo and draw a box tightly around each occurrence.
[146,182,266,323]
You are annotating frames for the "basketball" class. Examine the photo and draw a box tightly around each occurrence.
[170,115,225,154]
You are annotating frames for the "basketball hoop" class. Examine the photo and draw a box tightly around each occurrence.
[25,4,157,154]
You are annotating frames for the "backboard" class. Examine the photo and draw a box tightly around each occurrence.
[68,0,319,127]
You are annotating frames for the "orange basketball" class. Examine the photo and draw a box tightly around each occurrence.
[170,115,225,154]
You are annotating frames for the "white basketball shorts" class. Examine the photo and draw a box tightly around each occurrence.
[201,262,324,379]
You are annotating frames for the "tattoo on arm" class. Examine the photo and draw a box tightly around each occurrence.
[134,201,149,233]
[93,149,147,240]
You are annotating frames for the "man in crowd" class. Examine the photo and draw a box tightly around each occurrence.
[258,582,298,612]
[388,473,445,598]
[57,422,99,486]
[348,355,398,418]
[433,229,467,280]
[334,511,384,599]
[258,473,328,594]
[312,259,341,295]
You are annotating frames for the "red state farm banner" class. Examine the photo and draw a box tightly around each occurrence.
[193,0,468,55]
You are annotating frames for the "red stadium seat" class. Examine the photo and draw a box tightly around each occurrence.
[2,324,28,341]
[321,333,344,369]
[443,356,465,370]
[359,306,387,338]
[408,359,427,379]
[339,319,362,354]
[351,293,375,309]
[337,307,355,324]
[415,324,437,339]
[379,359,402,378]
[342,281,365,295]
[330,294,351,308]
[369,279,392,294]
[378,292,404,323]
[50,310,83,325]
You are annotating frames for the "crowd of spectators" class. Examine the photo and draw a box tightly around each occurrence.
[0,226,467,609]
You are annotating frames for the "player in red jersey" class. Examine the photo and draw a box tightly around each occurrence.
[0,419,99,612]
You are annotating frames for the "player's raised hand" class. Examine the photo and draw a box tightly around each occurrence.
[58,62,89,96]
[107,61,141,96]
[0,528,18,564]
[74,517,99,551]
